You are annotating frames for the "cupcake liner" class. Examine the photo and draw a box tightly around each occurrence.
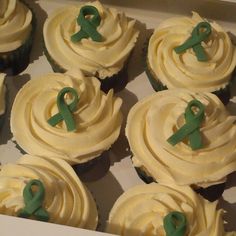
[14,135,109,176]
[72,154,106,174]
[134,166,155,184]
[213,85,231,105]
[193,183,226,202]
[143,37,167,92]
[43,40,66,74]
[13,140,27,155]
[143,37,232,104]
[43,41,129,93]
[131,155,155,184]
[132,158,225,202]
[0,0,36,75]
[72,150,111,180]
[98,48,135,93]
[0,84,8,130]
[98,63,129,93]
[13,138,107,172]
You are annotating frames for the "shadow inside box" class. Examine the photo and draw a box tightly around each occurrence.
[109,89,138,165]
[228,32,236,46]
[84,171,124,232]
[219,172,236,231]
[219,198,236,231]
[23,0,48,65]
[225,171,236,190]
[126,19,153,83]
[0,74,30,145]
[228,31,236,102]
[227,98,236,116]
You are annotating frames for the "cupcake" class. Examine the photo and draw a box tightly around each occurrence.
[126,89,236,201]
[0,0,35,75]
[43,0,139,92]
[0,154,98,228]
[0,73,6,127]
[146,12,236,104]
[10,70,122,166]
[106,183,225,235]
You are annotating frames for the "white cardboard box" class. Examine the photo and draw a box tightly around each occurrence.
[1,0,236,235]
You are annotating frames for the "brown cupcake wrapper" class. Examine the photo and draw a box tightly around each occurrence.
[0,0,36,75]
[98,65,128,93]
[43,40,66,74]
[193,183,226,202]
[142,38,167,92]
[132,158,225,202]
[0,83,8,130]
[43,40,129,93]
[13,140,27,155]
[13,141,107,173]
[134,166,155,184]
[72,154,106,174]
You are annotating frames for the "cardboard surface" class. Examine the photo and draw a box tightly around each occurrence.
[0,0,236,235]
[0,215,116,236]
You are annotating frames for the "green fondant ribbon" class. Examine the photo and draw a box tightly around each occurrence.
[174,21,212,61]
[163,211,187,236]
[167,99,205,150]
[47,87,79,132]
[71,5,103,42]
[18,179,49,222]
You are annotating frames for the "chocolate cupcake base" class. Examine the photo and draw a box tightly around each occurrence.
[14,138,109,175]
[98,65,128,93]
[43,42,129,93]
[193,183,226,202]
[134,166,155,184]
[73,151,110,182]
[73,154,107,174]
[133,159,225,202]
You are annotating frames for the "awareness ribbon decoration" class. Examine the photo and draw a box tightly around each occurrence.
[18,179,49,222]
[163,211,187,236]
[167,99,205,150]
[174,21,212,61]
[47,87,79,132]
[71,5,103,43]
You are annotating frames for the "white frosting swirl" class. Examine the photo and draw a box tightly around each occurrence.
[106,183,225,236]
[43,1,139,79]
[147,12,236,92]
[0,73,6,115]
[10,70,123,164]
[126,89,236,187]
[0,0,32,52]
[0,155,98,229]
